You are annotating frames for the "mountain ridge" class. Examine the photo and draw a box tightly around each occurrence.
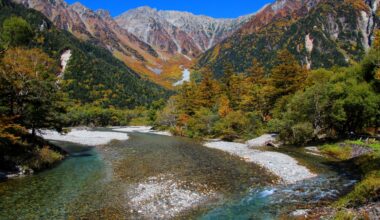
[196,0,380,77]
[115,5,254,58]
[12,0,254,87]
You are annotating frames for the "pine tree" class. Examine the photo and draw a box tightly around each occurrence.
[268,50,307,100]
[197,70,220,108]
[1,16,33,48]
[176,82,196,116]
[218,95,232,118]
[246,59,266,84]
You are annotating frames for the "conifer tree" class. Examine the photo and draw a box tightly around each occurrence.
[0,48,65,135]
[1,17,33,47]
[246,59,266,84]
[197,70,220,108]
[268,50,307,102]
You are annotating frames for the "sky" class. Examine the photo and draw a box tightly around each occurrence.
[65,0,273,18]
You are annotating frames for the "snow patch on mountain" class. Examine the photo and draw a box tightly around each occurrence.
[173,68,191,86]
[59,49,71,77]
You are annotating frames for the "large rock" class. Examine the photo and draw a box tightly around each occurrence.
[246,134,279,148]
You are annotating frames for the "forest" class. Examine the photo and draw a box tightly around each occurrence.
[156,42,380,144]
[0,0,168,172]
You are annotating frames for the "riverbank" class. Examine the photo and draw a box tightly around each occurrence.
[39,128,129,146]
[0,134,66,181]
[112,126,172,136]
[203,140,317,184]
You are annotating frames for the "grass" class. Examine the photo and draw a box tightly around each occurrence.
[27,146,64,171]
[320,139,380,160]
[333,139,380,210]
[345,139,380,152]
[317,139,380,215]
[334,209,357,220]
[320,144,352,160]
[335,170,380,208]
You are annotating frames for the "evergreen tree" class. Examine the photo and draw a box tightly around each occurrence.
[268,50,307,105]
[246,59,266,84]
[0,48,66,135]
[1,16,33,47]
[176,82,197,115]
[197,70,220,109]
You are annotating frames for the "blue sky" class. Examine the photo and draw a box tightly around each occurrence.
[66,0,273,18]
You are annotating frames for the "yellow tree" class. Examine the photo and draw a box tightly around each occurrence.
[196,70,220,108]
[0,48,65,135]
[245,59,266,84]
[268,50,307,103]
[218,95,232,118]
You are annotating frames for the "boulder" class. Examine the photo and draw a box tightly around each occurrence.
[246,134,279,148]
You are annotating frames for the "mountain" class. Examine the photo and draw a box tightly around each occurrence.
[1,0,169,108]
[11,0,253,87]
[11,0,177,87]
[115,6,253,59]
[196,0,380,78]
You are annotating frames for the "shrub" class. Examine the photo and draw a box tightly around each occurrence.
[27,146,63,170]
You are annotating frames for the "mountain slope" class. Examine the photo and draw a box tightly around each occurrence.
[196,0,380,78]
[11,1,253,87]
[11,0,179,87]
[115,6,253,59]
[1,0,169,108]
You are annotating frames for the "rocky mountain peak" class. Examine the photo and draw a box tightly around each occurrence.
[96,9,112,19]
[69,1,90,15]
[115,7,254,56]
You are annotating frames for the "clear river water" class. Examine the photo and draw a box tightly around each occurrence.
[0,129,357,219]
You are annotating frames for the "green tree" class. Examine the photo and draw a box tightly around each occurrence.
[0,48,66,135]
[268,50,307,102]
[272,65,380,144]
[1,16,33,47]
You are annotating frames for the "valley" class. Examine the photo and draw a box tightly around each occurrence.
[0,0,379,219]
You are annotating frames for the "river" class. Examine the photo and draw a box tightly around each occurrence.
[0,129,356,219]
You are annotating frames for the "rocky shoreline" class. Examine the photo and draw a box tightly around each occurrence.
[39,128,130,146]
[203,135,317,184]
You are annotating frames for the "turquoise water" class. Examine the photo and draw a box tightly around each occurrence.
[0,131,355,219]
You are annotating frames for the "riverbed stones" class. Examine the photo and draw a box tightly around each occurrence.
[39,129,129,146]
[204,141,317,184]
[126,175,216,219]
[112,126,172,136]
